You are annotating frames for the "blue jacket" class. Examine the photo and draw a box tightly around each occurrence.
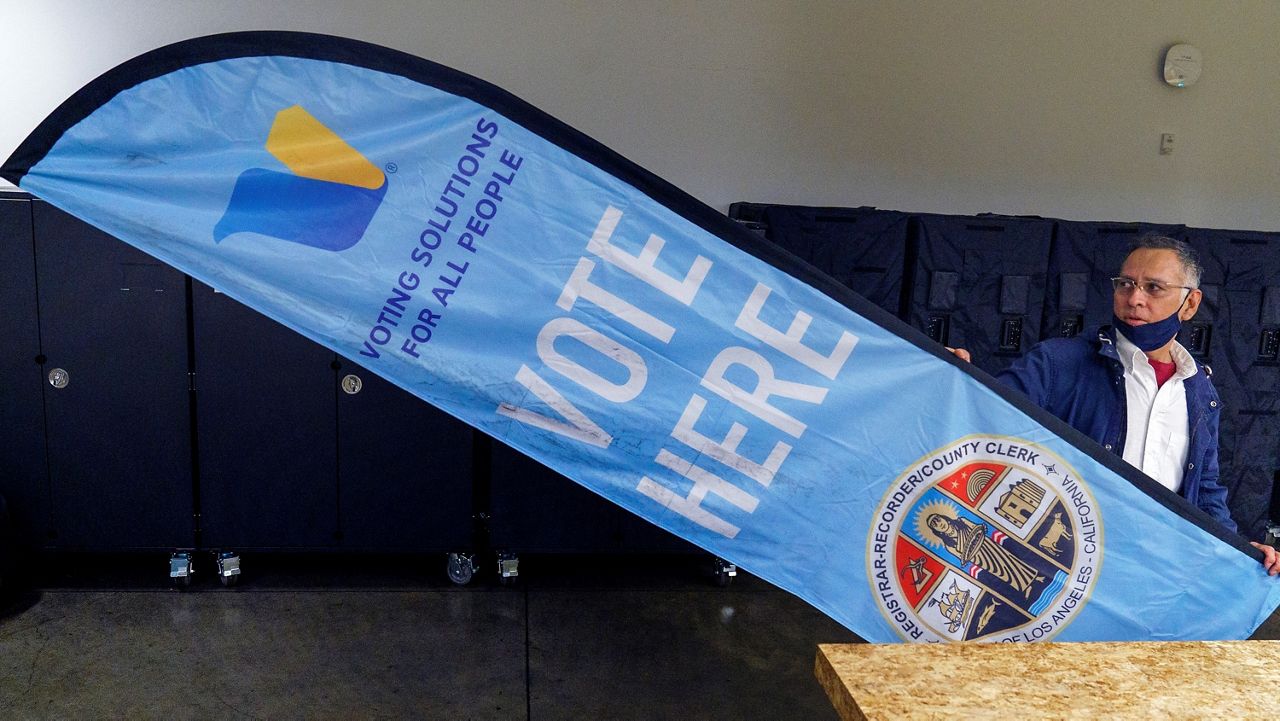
[996,326,1236,533]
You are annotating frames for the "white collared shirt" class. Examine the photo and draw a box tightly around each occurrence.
[1115,332,1196,493]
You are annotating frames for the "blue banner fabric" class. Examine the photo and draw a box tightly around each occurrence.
[4,32,1278,642]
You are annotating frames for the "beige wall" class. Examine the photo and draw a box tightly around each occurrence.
[2,1,1277,229]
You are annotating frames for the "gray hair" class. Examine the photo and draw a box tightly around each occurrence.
[1128,234,1202,289]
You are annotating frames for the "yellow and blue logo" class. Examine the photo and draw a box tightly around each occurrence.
[214,105,387,251]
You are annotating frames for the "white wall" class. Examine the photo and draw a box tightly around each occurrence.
[2,1,1277,230]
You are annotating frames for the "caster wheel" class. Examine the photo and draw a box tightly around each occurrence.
[216,552,242,588]
[495,552,519,586]
[712,557,737,587]
[447,552,475,586]
[169,551,194,589]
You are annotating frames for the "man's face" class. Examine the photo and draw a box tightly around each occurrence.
[1113,248,1201,325]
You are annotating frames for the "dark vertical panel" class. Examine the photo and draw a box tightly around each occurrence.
[614,506,697,553]
[760,206,910,318]
[1185,227,1280,540]
[489,449,695,554]
[0,195,49,546]
[192,282,337,549]
[336,359,473,550]
[33,201,193,549]
[489,443,621,553]
[910,214,1054,377]
[1042,221,1186,340]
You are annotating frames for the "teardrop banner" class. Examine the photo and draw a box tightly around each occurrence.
[5,32,1276,642]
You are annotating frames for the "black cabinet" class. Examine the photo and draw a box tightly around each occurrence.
[192,283,338,549]
[2,200,480,555]
[191,280,477,552]
[910,214,1054,376]
[489,443,621,553]
[33,201,194,550]
[0,195,48,547]
[758,205,912,318]
[488,443,693,554]
[1184,228,1280,539]
[336,359,473,551]
[1042,221,1187,340]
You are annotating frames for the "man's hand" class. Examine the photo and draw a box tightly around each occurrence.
[1250,542,1280,576]
[945,347,971,363]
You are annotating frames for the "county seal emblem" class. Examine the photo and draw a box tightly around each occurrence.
[867,435,1102,642]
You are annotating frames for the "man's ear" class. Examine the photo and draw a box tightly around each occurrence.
[1181,288,1203,321]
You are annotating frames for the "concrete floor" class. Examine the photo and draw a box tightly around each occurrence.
[4,553,1278,720]
[0,554,858,720]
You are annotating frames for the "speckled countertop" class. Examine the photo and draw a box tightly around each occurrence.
[816,641,1280,720]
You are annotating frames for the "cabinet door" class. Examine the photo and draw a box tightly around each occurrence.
[761,205,911,318]
[489,442,623,553]
[0,195,49,546]
[336,360,473,551]
[1187,228,1280,540]
[192,282,338,549]
[33,202,193,549]
[1043,221,1187,340]
[910,214,1054,376]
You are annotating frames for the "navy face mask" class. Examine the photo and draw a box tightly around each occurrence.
[1113,292,1191,352]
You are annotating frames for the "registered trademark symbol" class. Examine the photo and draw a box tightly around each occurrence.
[385,162,398,173]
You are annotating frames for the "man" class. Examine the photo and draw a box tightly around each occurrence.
[957,236,1280,574]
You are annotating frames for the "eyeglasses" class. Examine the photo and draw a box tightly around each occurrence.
[1110,277,1195,299]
